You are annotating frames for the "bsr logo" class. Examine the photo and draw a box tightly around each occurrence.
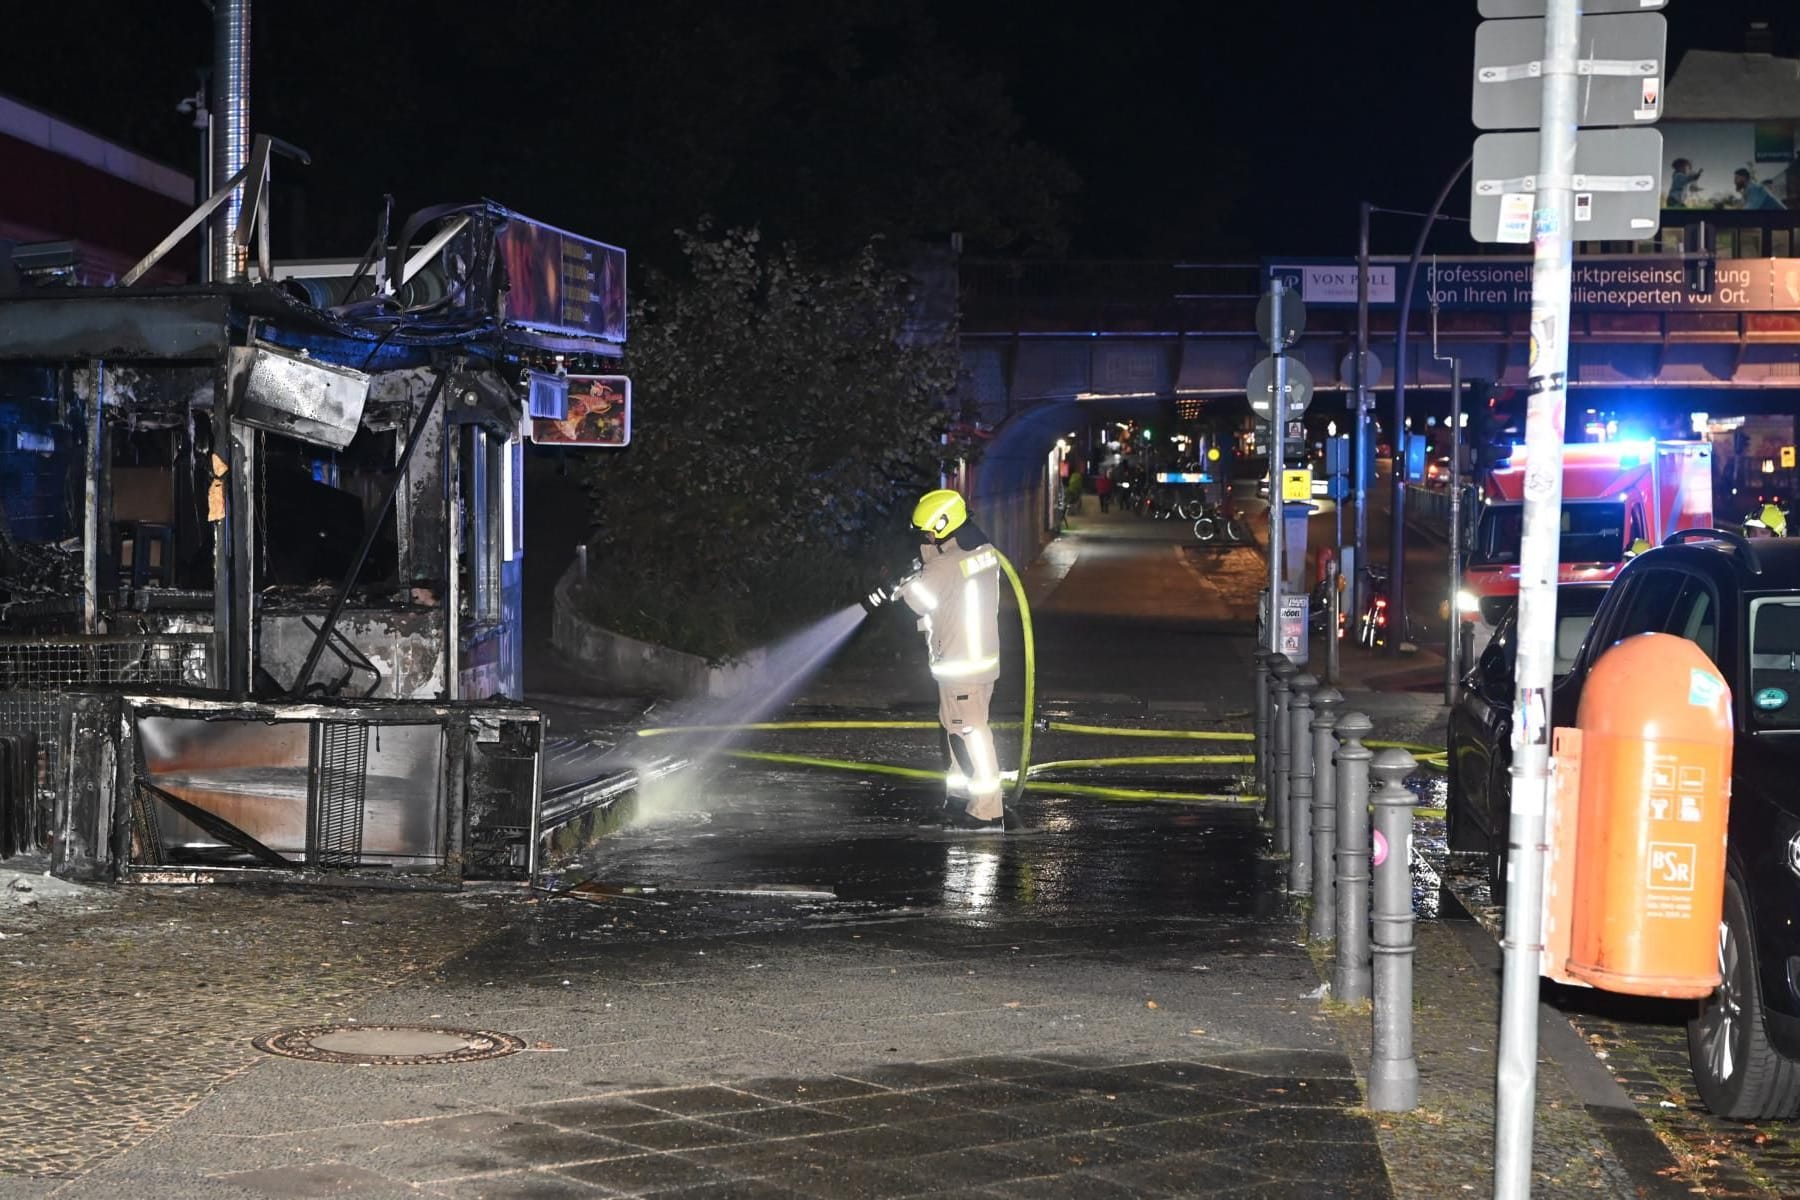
[1650,844,1696,889]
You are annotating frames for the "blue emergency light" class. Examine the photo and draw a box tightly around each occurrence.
[1156,471,1211,484]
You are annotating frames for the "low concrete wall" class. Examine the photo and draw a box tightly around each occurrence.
[973,472,1055,573]
[551,563,767,700]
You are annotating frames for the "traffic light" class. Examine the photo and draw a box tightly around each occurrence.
[1469,380,1522,472]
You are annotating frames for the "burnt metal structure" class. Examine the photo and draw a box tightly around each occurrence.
[0,195,636,886]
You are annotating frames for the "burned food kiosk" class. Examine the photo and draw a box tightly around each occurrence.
[0,197,636,886]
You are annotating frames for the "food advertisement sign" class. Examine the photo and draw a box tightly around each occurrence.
[529,376,631,447]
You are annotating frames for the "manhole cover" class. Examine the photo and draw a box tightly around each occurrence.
[252,1023,526,1066]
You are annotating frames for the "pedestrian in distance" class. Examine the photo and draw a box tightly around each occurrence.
[1095,470,1114,513]
[862,490,1007,832]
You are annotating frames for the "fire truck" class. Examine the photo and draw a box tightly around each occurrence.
[1457,440,1714,652]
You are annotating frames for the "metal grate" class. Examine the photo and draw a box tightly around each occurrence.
[0,635,210,790]
[312,721,368,867]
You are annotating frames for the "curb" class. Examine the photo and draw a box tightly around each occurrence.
[1438,892,1695,1200]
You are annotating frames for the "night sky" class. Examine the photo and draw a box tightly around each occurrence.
[4,0,1792,264]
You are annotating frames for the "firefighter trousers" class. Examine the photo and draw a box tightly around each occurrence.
[938,680,1002,821]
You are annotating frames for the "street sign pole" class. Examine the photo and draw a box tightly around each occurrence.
[1445,358,1465,704]
[1494,1,1578,1195]
[1355,203,1372,618]
[1390,156,1473,656]
[1269,280,1288,657]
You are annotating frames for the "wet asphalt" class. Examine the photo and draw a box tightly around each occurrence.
[0,509,1732,1198]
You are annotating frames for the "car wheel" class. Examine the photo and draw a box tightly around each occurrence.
[1688,873,1800,1120]
[1485,762,1510,907]
[1443,739,1487,854]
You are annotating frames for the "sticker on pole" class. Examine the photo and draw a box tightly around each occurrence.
[1688,669,1726,708]
[1278,593,1309,665]
[1497,193,1534,244]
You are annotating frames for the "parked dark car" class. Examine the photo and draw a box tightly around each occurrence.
[1446,582,1609,881]
[1446,533,1800,1119]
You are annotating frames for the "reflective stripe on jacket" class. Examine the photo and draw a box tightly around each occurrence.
[902,531,1001,685]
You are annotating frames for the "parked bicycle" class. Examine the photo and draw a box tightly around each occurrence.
[1191,502,1249,545]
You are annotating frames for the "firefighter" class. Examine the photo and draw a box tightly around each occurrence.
[865,489,1005,831]
[1746,503,1787,539]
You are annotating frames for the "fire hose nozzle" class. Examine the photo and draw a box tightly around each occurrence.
[860,587,895,615]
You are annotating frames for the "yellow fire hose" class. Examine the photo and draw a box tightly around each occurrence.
[720,747,1444,816]
[721,749,1258,806]
[629,552,1445,816]
[636,719,1443,765]
[995,551,1036,824]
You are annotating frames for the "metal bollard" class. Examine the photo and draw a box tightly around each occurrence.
[1369,748,1420,1111]
[1253,649,1271,806]
[1268,656,1296,853]
[1287,674,1317,894]
[1332,711,1373,1004]
[1309,686,1343,942]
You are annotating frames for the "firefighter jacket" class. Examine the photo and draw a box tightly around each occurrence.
[900,524,1002,686]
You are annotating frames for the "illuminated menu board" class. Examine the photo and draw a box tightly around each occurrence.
[497,211,627,344]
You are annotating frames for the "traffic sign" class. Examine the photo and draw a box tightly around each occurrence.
[1324,435,1350,475]
[1256,290,1307,349]
[1281,470,1313,503]
[1473,13,1666,131]
[1247,357,1315,422]
[1478,0,1663,14]
[1471,127,1662,243]
[1338,348,1383,390]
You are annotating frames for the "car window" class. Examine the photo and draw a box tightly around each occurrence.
[1749,597,1800,729]
[1667,576,1720,665]
[1471,502,1628,567]
[1481,587,1606,686]
[1553,597,1604,676]
[1602,569,1684,647]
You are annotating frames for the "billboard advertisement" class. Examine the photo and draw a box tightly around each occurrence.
[497,213,628,344]
[528,376,631,447]
[1661,121,1796,211]
[1268,257,1800,312]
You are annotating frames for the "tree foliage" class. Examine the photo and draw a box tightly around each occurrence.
[576,228,963,661]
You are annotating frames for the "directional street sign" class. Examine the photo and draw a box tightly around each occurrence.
[1471,127,1662,243]
[1247,357,1314,422]
[1256,290,1307,349]
[1337,348,1383,391]
[1478,0,1663,14]
[1473,12,1666,131]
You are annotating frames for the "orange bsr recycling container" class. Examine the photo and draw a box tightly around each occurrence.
[1564,632,1731,998]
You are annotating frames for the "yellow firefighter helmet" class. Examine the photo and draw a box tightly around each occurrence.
[911,489,968,539]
